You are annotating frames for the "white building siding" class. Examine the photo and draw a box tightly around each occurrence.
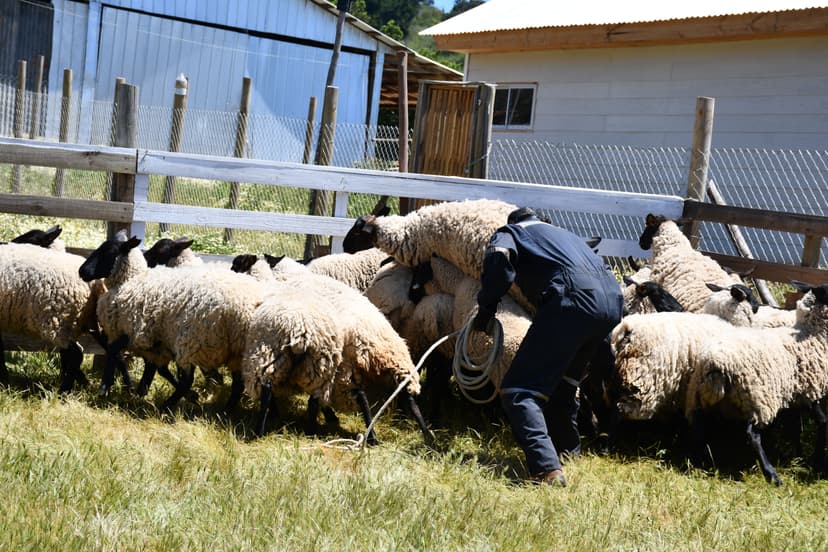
[468,36,828,148]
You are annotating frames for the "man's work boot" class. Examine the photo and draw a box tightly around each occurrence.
[532,469,567,487]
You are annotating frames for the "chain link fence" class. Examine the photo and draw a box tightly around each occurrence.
[489,140,828,267]
[2,75,827,266]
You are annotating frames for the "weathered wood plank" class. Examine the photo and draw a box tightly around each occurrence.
[684,200,828,237]
[0,137,136,173]
[703,251,828,285]
[137,150,685,219]
[133,201,356,236]
[0,192,133,222]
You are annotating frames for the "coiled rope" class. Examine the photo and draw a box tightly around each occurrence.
[452,313,505,405]
[322,313,504,450]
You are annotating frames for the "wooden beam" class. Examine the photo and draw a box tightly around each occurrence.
[0,193,133,222]
[138,150,685,219]
[433,9,828,53]
[683,200,828,237]
[703,252,828,285]
[0,137,136,173]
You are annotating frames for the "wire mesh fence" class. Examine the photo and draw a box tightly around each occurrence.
[1,76,827,266]
[489,140,828,267]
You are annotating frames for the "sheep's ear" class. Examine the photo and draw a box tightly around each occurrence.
[706,283,725,293]
[370,197,390,217]
[790,280,814,294]
[120,236,141,253]
[730,286,748,302]
[585,236,602,250]
[379,256,395,267]
[622,275,638,287]
[173,236,193,248]
[263,253,284,268]
[645,214,659,227]
[627,256,641,271]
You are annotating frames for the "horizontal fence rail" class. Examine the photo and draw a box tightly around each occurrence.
[1,137,685,259]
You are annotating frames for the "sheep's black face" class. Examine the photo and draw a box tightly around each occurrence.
[263,253,285,269]
[731,284,760,314]
[143,237,193,268]
[11,225,62,248]
[79,234,141,281]
[638,213,666,250]
[343,215,378,253]
[231,254,259,274]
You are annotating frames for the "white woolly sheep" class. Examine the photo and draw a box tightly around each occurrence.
[305,248,390,292]
[609,311,741,422]
[79,233,264,410]
[638,214,741,313]
[232,255,430,441]
[703,282,798,328]
[0,240,102,391]
[684,283,828,485]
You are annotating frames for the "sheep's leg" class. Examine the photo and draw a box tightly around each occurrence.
[353,388,379,446]
[255,381,273,437]
[746,422,781,486]
[101,335,129,396]
[688,408,711,468]
[423,360,451,425]
[305,396,322,435]
[0,333,9,385]
[322,405,339,426]
[400,388,433,444]
[224,370,244,413]
[136,361,160,396]
[810,400,828,474]
[162,365,195,410]
[58,341,84,393]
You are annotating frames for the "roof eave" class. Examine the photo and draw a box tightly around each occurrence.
[432,8,828,53]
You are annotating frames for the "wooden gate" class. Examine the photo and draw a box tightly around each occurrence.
[407,81,495,210]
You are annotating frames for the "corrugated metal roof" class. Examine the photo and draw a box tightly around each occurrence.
[421,0,828,35]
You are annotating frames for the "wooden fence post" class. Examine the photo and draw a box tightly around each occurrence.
[29,55,45,140]
[224,76,252,243]
[683,96,715,248]
[108,81,138,239]
[802,235,822,268]
[302,96,317,165]
[397,51,416,215]
[160,74,189,233]
[12,60,26,193]
[53,68,72,196]
[303,85,339,259]
[104,77,126,200]
[468,83,495,180]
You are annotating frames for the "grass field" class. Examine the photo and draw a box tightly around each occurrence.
[1,354,827,551]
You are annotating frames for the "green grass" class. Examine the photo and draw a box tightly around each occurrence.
[1,355,827,551]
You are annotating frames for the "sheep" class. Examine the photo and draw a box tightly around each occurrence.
[638,214,740,313]
[231,255,431,442]
[0,239,103,391]
[78,232,264,410]
[304,248,390,292]
[143,236,202,268]
[703,283,797,328]
[684,283,828,485]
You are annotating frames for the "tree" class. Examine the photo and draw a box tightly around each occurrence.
[381,19,404,41]
[447,0,484,18]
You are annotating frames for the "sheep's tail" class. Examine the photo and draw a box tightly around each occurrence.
[699,366,728,408]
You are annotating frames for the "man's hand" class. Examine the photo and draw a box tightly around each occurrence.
[472,308,495,335]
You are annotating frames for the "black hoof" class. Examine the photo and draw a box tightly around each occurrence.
[98,383,111,397]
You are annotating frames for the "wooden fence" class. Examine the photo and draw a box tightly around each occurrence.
[1,136,827,286]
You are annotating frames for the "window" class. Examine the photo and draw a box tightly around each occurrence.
[492,85,536,129]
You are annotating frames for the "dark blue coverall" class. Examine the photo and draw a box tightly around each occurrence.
[476,214,623,477]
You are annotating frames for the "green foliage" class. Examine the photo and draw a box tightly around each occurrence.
[380,19,404,41]
[446,0,485,18]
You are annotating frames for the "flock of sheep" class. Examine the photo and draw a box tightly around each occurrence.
[1,199,827,486]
